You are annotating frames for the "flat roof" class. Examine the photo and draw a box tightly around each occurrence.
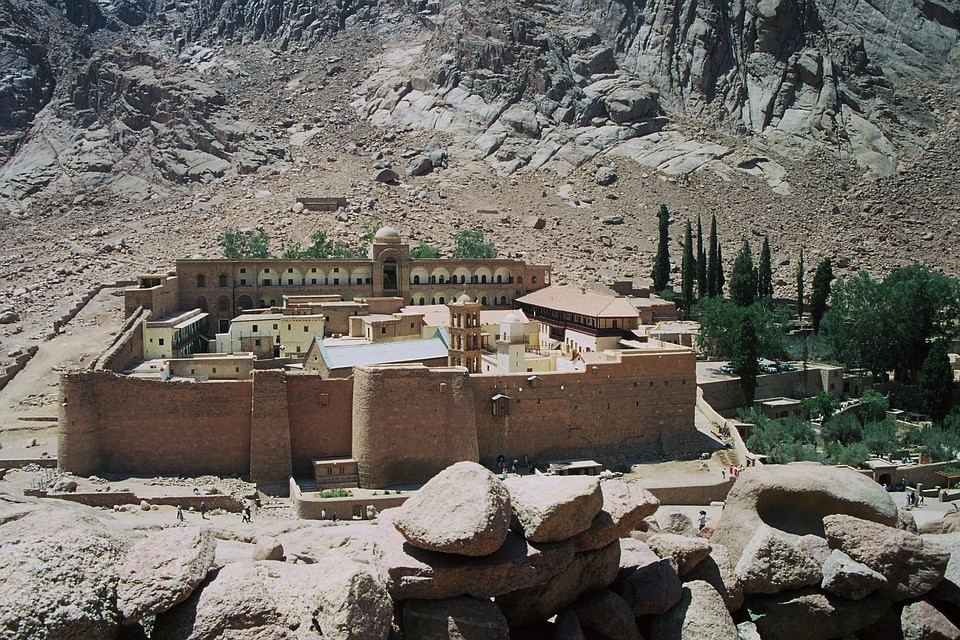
[146,309,208,328]
[401,305,530,327]
[315,328,450,370]
[517,286,639,318]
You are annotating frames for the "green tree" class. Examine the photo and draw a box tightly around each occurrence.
[828,442,871,467]
[732,313,759,405]
[810,258,834,333]
[801,390,841,421]
[707,214,718,297]
[681,220,696,310]
[920,340,954,423]
[903,426,960,463]
[743,411,822,464]
[410,244,440,259]
[218,228,271,259]
[821,271,898,379]
[758,236,773,300]
[729,240,757,307]
[695,297,787,362]
[796,248,805,320]
[696,214,707,299]
[858,389,890,423]
[651,204,671,292]
[861,420,899,456]
[452,230,496,259]
[821,412,862,446]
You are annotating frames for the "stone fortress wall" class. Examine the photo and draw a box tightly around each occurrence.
[58,346,699,490]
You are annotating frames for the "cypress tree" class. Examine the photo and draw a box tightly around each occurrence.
[696,215,707,298]
[920,341,954,423]
[716,242,725,296]
[651,204,671,292]
[732,311,759,406]
[707,214,718,297]
[796,248,805,320]
[681,220,695,310]
[730,239,757,307]
[758,236,773,300]
[810,257,834,334]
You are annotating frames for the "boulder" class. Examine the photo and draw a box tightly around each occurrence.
[599,215,624,225]
[154,557,391,640]
[252,536,284,561]
[407,156,433,176]
[711,463,899,561]
[683,542,744,613]
[649,580,738,640]
[570,588,640,640]
[796,534,831,565]
[570,478,659,551]
[376,514,573,600]
[897,507,919,533]
[657,512,699,537]
[402,597,509,640]
[394,461,511,557]
[620,542,682,616]
[734,524,821,594]
[373,168,399,183]
[497,541,619,625]
[0,311,19,324]
[823,514,949,601]
[603,86,658,123]
[117,528,216,623]
[504,476,602,543]
[595,167,618,186]
[926,532,960,605]
[900,599,960,640]
[501,108,541,138]
[745,588,891,640]
[919,509,960,535]
[51,478,78,493]
[645,533,712,575]
[553,610,586,640]
[820,549,886,600]
[523,216,547,230]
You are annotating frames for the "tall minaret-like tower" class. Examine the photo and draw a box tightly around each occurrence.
[447,293,482,373]
[497,312,527,373]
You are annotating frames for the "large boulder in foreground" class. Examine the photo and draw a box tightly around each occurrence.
[571,588,640,640]
[0,528,125,640]
[823,514,949,601]
[644,533,712,575]
[570,478,659,551]
[745,588,891,640]
[900,599,960,640]
[394,461,511,557]
[154,556,391,640]
[683,542,744,612]
[649,580,738,640]
[496,541,619,625]
[402,597,509,640]
[926,532,960,605]
[711,463,898,561]
[376,512,573,601]
[504,476,603,543]
[820,549,886,601]
[735,524,821,595]
[118,527,216,623]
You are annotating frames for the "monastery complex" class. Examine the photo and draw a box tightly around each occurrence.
[58,228,858,495]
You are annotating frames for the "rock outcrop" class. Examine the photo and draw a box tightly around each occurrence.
[504,476,603,544]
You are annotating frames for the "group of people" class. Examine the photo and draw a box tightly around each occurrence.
[721,466,743,480]
[905,490,925,508]
[174,501,256,523]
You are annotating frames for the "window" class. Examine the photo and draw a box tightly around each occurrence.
[481,275,487,283]
[414,275,421,284]
[219,274,228,287]
[218,297,229,313]
[357,278,362,284]
[255,339,261,346]
[532,276,538,284]
[296,346,301,352]
[264,268,270,273]
[517,276,523,284]
[381,327,387,334]
[212,368,217,373]
[262,279,271,286]
[239,268,246,274]
[240,279,247,286]
[311,268,317,273]
[287,279,293,285]
[333,267,340,273]
[196,297,207,311]
[158,338,165,346]
[304,325,309,332]
[272,324,278,330]
[410,323,415,329]
[287,268,293,273]
[252,325,258,332]
[333,278,340,285]
[196,274,205,288]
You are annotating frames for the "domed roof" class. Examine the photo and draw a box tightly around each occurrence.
[456,293,474,304]
[503,311,524,323]
[374,226,401,243]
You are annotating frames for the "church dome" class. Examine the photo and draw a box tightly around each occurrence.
[456,293,474,304]
[374,227,401,243]
[503,311,524,323]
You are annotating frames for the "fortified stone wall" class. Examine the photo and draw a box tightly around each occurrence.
[96,308,146,373]
[701,369,828,415]
[58,371,253,477]
[352,364,479,488]
[471,349,697,466]
[285,375,354,477]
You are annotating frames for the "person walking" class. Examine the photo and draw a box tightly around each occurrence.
[698,511,707,531]
[241,506,251,523]
[200,502,207,520]
[176,505,184,522]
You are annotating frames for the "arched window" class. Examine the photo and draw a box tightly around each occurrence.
[237,295,253,312]
[439,276,446,284]
[196,296,207,311]
[481,296,488,305]
[196,274,205,288]
[431,297,436,305]
[419,297,426,305]
[496,275,503,283]
[218,297,229,313]
[471,275,478,284]
[218,274,228,287]
[439,296,446,304]
[430,276,437,284]
[500,296,507,305]
[413,275,421,284]
[532,276,538,284]
[517,276,523,284]
[481,275,487,283]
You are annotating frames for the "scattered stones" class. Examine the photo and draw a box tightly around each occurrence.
[51,478,78,493]
[823,514,949,601]
[820,549,886,600]
[599,215,624,225]
[373,168,399,183]
[402,597,509,640]
[117,528,215,623]
[393,461,511,557]
[595,167,618,186]
[0,311,19,324]
[734,524,821,594]
[407,156,433,176]
[523,216,547,230]
[504,476,602,544]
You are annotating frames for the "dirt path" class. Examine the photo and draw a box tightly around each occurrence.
[0,288,125,456]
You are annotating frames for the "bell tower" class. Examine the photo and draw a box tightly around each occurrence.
[447,293,482,373]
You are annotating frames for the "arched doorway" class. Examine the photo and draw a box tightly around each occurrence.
[237,295,253,313]
[382,258,398,292]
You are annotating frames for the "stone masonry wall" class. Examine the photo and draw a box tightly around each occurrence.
[249,370,293,493]
[286,375,354,477]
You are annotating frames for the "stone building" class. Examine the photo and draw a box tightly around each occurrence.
[147,227,550,337]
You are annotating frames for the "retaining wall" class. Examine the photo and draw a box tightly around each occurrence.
[289,477,408,520]
[0,345,39,393]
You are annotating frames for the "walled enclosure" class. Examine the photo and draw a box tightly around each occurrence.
[59,348,701,490]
